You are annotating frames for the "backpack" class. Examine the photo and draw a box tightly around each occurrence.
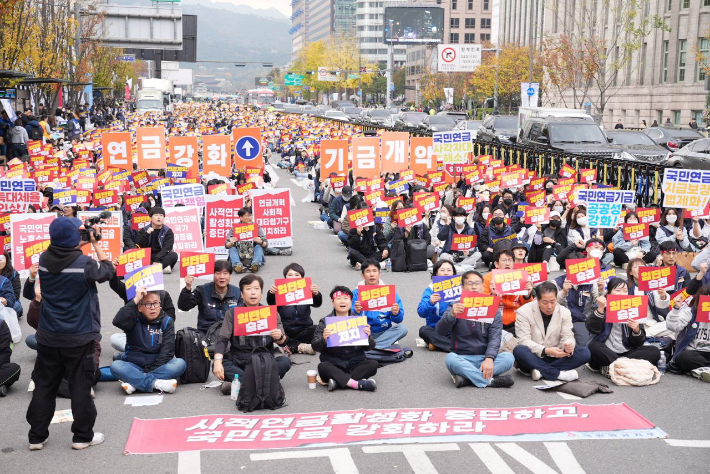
[365,344,414,366]
[406,239,428,272]
[27,124,43,141]
[390,238,407,272]
[174,327,211,384]
[204,320,223,356]
[236,347,286,412]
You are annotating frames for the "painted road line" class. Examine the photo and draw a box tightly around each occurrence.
[473,442,586,474]
[251,448,359,474]
[664,439,710,448]
[362,444,460,474]
[177,451,201,474]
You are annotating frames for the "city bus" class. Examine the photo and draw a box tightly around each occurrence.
[246,88,276,108]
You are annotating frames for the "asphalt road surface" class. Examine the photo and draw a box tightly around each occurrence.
[1,168,709,473]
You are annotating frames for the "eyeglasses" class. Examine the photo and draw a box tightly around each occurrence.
[498,258,514,264]
[140,302,161,308]
[464,280,483,288]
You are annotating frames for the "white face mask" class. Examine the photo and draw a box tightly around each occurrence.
[454,216,466,226]
[480,194,490,202]
[553,206,564,214]
[577,216,588,226]
[473,184,481,190]
[666,215,677,224]
[482,212,490,221]
[589,249,603,259]
[626,219,638,225]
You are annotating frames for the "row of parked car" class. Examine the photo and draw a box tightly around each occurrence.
[276,101,709,169]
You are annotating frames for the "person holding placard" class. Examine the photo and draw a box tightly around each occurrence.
[225,207,268,273]
[611,211,656,267]
[212,274,291,395]
[477,206,516,268]
[483,250,534,335]
[586,278,660,376]
[347,218,388,269]
[513,282,591,382]
[437,271,515,388]
[625,258,672,338]
[655,208,691,251]
[352,260,407,349]
[439,207,480,270]
[134,207,178,274]
[418,260,457,351]
[266,263,322,355]
[311,286,378,392]
[0,318,20,397]
[109,287,186,394]
[666,284,710,381]
[528,210,567,265]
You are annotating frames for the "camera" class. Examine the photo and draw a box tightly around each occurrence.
[80,210,112,242]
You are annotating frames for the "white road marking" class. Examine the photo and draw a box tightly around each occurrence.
[664,439,710,448]
[362,443,460,474]
[250,447,359,473]
[470,443,516,474]
[177,451,201,474]
[495,442,586,474]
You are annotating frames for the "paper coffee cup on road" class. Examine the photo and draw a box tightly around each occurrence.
[307,370,317,389]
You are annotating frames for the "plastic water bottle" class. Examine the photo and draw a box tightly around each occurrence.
[386,259,392,272]
[658,352,667,373]
[230,374,240,400]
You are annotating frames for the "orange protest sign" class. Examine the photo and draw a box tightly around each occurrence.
[168,136,199,178]
[410,137,435,176]
[102,132,132,171]
[274,277,313,306]
[136,127,167,169]
[458,197,476,213]
[696,295,710,323]
[513,262,548,285]
[396,208,420,228]
[351,137,380,178]
[358,285,396,311]
[380,132,409,173]
[232,223,256,241]
[320,139,349,177]
[202,134,232,177]
[232,127,263,170]
[524,207,550,225]
[622,223,649,240]
[23,239,50,265]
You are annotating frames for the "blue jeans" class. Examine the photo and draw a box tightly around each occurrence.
[338,230,349,246]
[372,323,408,349]
[110,359,187,393]
[513,345,591,380]
[229,245,264,267]
[320,213,332,225]
[445,352,515,388]
[26,333,37,350]
[13,300,22,318]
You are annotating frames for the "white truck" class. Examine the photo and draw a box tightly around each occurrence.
[135,88,165,113]
[138,78,175,112]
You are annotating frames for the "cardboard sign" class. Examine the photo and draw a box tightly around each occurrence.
[513,262,548,285]
[622,223,649,240]
[458,197,477,213]
[125,195,147,212]
[606,295,649,323]
[459,291,500,323]
[414,193,440,214]
[347,208,374,228]
[358,285,396,312]
[559,163,576,179]
[204,195,245,249]
[232,223,256,241]
[396,207,420,227]
[23,239,50,265]
[180,252,216,278]
[670,287,693,310]
[432,275,463,303]
[491,269,529,295]
[131,170,151,189]
[638,266,676,291]
[330,175,347,190]
[164,206,205,252]
[251,189,293,248]
[325,316,369,347]
[116,248,151,277]
[696,295,710,323]
[580,169,598,183]
[233,306,278,336]
[566,258,601,285]
[124,264,165,300]
[132,213,151,231]
[684,202,710,219]
[274,277,313,306]
[93,189,118,207]
[636,208,661,225]
[524,207,550,225]
[451,234,477,251]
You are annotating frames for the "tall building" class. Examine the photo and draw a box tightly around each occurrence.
[291,0,358,61]
[290,0,308,59]
[357,0,408,64]
[497,0,710,127]
[404,0,493,104]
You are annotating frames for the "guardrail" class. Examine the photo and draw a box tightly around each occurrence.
[306,115,668,206]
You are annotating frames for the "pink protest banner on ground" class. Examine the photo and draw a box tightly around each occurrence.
[164,206,204,252]
[252,189,292,248]
[124,403,665,453]
[11,213,55,272]
[204,195,246,253]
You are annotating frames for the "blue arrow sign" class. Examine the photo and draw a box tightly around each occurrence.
[527,87,535,96]
[235,136,261,160]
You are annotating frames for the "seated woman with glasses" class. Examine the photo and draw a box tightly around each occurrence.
[109,287,187,395]
[482,249,534,336]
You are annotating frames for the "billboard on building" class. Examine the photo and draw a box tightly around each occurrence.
[383,6,445,44]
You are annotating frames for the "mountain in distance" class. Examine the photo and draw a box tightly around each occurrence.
[181,0,289,22]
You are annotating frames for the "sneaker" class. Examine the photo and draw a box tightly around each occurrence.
[28,379,35,392]
[72,432,105,450]
[250,263,259,273]
[279,248,293,256]
[489,375,515,388]
[531,369,542,381]
[221,381,232,395]
[428,343,436,352]
[153,379,178,394]
[0,385,7,397]
[297,343,316,355]
[358,379,377,391]
[355,262,361,271]
[121,382,136,395]
[585,363,600,373]
[557,370,579,382]
[327,379,338,392]
[691,367,710,382]
[380,261,387,270]
[90,387,95,399]
[516,367,531,377]
[163,266,172,274]
[600,366,611,378]
[29,438,48,451]
[452,375,471,388]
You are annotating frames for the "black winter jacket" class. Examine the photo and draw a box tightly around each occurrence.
[113,301,176,371]
[311,313,376,371]
[266,290,323,333]
[348,226,387,256]
[178,282,242,334]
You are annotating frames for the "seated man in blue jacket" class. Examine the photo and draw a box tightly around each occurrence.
[110,287,186,394]
[352,259,407,349]
[178,259,242,337]
[0,318,21,397]
[437,271,515,388]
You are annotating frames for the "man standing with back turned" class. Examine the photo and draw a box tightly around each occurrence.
[26,217,114,451]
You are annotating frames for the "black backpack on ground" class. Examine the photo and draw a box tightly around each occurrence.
[236,347,286,412]
[406,239,428,272]
[365,344,414,366]
[174,327,210,384]
[204,320,223,356]
[390,238,407,272]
